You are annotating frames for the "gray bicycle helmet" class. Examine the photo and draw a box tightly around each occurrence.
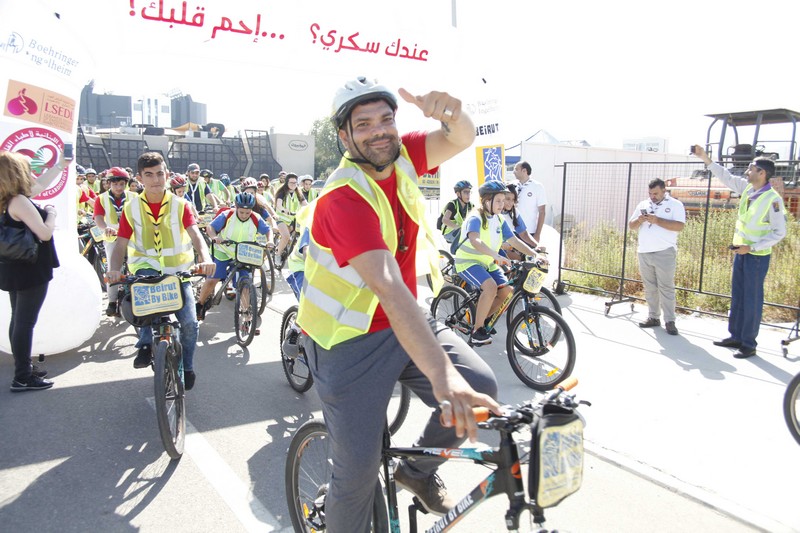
[332,76,397,130]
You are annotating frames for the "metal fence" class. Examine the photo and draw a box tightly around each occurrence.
[555,160,799,331]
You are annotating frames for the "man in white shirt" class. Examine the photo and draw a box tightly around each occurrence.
[513,161,547,244]
[628,178,686,335]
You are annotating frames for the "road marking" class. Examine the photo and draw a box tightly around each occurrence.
[147,397,283,532]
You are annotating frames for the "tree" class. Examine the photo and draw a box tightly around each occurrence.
[310,117,341,180]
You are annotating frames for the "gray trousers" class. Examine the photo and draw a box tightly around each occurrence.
[303,313,498,533]
[638,247,677,323]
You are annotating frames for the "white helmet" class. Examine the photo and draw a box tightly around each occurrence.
[332,76,397,129]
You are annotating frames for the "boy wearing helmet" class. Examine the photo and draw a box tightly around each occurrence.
[440,179,472,244]
[93,167,132,315]
[295,77,500,530]
[455,180,539,345]
[299,174,317,202]
[195,191,270,319]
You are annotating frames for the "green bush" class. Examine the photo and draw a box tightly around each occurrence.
[562,209,798,322]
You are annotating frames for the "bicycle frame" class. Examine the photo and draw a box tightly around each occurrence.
[207,241,263,308]
[381,428,542,533]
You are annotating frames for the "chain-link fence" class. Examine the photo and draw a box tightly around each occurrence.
[556,161,799,328]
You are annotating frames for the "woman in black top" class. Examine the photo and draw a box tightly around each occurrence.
[0,150,65,392]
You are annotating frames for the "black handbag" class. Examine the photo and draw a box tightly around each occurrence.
[0,212,39,263]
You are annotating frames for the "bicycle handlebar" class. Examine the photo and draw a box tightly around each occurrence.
[108,268,202,287]
[440,377,581,427]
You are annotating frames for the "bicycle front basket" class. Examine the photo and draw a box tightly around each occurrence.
[129,274,184,321]
[529,404,584,508]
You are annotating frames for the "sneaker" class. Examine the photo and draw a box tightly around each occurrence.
[394,464,455,517]
[31,365,48,378]
[638,317,660,328]
[665,321,678,335]
[470,327,492,346]
[282,329,300,359]
[105,301,118,317]
[10,375,54,392]
[184,370,196,390]
[133,345,152,369]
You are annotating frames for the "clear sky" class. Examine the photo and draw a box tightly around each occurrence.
[56,0,800,157]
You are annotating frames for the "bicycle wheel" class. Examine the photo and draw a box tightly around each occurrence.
[234,276,258,347]
[427,249,456,290]
[506,286,562,329]
[280,305,313,393]
[387,383,411,436]
[255,259,274,316]
[92,249,107,292]
[285,419,388,533]
[784,371,800,446]
[431,285,475,343]
[153,340,186,459]
[506,307,576,391]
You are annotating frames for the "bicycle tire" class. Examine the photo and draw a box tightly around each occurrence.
[427,249,456,290]
[431,285,475,343]
[506,307,576,391]
[280,305,313,393]
[505,286,562,329]
[93,249,107,292]
[285,419,388,533]
[784,371,800,446]
[153,340,186,459]
[387,383,411,436]
[256,259,274,316]
[234,276,258,347]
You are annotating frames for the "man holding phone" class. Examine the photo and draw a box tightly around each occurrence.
[629,178,686,335]
[692,145,787,358]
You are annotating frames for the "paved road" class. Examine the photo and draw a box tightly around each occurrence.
[0,273,795,532]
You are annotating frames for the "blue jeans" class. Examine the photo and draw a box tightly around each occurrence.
[729,253,771,351]
[135,269,199,371]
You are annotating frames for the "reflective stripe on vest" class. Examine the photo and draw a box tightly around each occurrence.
[454,211,503,271]
[296,147,443,350]
[214,213,259,260]
[733,185,782,256]
[125,191,194,274]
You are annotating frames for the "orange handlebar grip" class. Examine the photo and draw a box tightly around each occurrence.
[557,377,578,391]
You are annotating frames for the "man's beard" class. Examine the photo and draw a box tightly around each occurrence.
[354,134,401,169]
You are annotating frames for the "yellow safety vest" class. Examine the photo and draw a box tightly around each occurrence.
[733,185,784,256]
[124,191,194,274]
[213,212,261,261]
[441,199,472,236]
[454,210,504,272]
[296,147,443,350]
[99,191,126,227]
[276,191,301,225]
[304,188,318,202]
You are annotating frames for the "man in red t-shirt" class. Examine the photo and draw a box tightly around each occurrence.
[297,77,499,531]
[107,153,215,391]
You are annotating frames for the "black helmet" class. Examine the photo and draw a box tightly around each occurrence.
[332,76,397,130]
[454,180,472,193]
[199,169,213,178]
[478,180,507,197]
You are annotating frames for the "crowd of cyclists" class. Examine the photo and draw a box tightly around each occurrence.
[68,78,558,531]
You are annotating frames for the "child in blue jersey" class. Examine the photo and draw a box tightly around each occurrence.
[454,180,538,345]
[195,192,270,319]
[500,184,539,261]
